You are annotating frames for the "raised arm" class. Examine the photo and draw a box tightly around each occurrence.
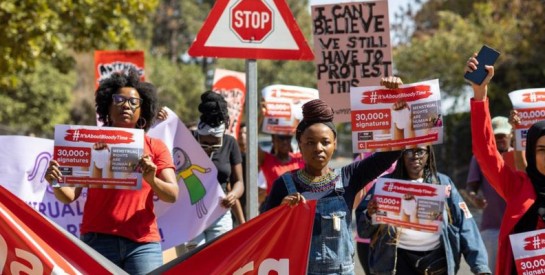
[467,54,522,200]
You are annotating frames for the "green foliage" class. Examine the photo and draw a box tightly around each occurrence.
[0,0,158,87]
[146,55,205,124]
[0,62,75,136]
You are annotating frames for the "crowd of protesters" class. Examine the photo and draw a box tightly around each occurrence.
[42,46,545,275]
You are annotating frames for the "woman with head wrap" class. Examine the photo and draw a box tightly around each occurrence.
[261,96,401,275]
[467,53,543,274]
[185,91,245,249]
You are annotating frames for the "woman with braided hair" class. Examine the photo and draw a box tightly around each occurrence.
[261,96,401,275]
[185,91,245,250]
[357,144,490,274]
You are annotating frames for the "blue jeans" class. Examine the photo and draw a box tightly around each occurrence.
[187,211,233,249]
[480,229,499,274]
[81,233,162,275]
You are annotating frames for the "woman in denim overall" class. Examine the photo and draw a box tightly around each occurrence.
[261,97,401,274]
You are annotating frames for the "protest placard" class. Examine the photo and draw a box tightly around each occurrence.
[510,229,545,274]
[212,69,246,139]
[372,178,446,233]
[311,0,392,122]
[53,125,144,189]
[261,84,319,135]
[350,79,443,152]
[94,50,145,89]
[509,88,545,150]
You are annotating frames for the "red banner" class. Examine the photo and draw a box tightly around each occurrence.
[151,201,317,274]
[0,186,122,274]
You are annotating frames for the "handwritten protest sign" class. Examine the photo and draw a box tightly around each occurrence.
[53,125,144,189]
[94,50,145,89]
[509,88,545,150]
[212,69,246,139]
[350,79,443,152]
[372,178,446,233]
[510,229,545,274]
[261,85,319,135]
[311,0,392,122]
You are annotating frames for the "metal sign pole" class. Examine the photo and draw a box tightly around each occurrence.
[245,59,258,220]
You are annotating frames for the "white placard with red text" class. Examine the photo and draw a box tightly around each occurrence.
[53,125,144,189]
[350,79,443,152]
[261,85,319,135]
[510,229,545,274]
[508,88,545,151]
[372,178,446,233]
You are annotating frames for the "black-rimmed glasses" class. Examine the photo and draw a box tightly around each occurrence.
[403,148,428,158]
[112,94,143,108]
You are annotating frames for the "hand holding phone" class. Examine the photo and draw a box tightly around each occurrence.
[464,45,500,85]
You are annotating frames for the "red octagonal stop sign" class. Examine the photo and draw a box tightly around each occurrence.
[230,0,273,43]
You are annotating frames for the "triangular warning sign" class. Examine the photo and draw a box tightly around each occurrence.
[189,0,314,61]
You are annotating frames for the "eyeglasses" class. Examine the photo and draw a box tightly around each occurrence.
[198,135,223,151]
[403,148,429,158]
[112,94,143,108]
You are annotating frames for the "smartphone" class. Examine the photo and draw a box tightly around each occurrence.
[464,45,500,85]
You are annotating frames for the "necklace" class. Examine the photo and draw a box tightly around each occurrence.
[294,169,339,193]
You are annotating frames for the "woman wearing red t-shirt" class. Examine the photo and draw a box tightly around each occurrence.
[45,69,178,275]
[258,134,305,197]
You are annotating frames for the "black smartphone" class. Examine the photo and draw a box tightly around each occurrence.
[464,45,500,85]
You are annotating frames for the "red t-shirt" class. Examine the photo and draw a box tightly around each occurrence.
[80,136,175,242]
[262,152,305,194]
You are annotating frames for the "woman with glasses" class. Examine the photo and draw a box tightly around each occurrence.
[44,69,179,275]
[185,91,245,249]
[357,144,490,275]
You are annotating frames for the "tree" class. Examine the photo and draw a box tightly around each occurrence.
[0,0,158,88]
[0,62,75,137]
[391,0,545,186]
[146,55,205,124]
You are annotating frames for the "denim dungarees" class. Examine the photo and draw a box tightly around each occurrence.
[283,169,355,275]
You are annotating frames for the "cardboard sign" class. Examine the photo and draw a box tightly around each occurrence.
[53,125,144,189]
[510,229,545,274]
[372,178,447,233]
[312,0,393,122]
[94,50,145,89]
[350,79,443,152]
[261,85,319,135]
[508,88,545,151]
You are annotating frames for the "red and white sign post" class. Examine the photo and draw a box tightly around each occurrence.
[189,0,314,221]
[230,0,273,42]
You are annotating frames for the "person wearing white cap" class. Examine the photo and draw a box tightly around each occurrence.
[465,115,514,274]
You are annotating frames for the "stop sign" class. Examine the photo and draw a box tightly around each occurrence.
[230,0,273,43]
